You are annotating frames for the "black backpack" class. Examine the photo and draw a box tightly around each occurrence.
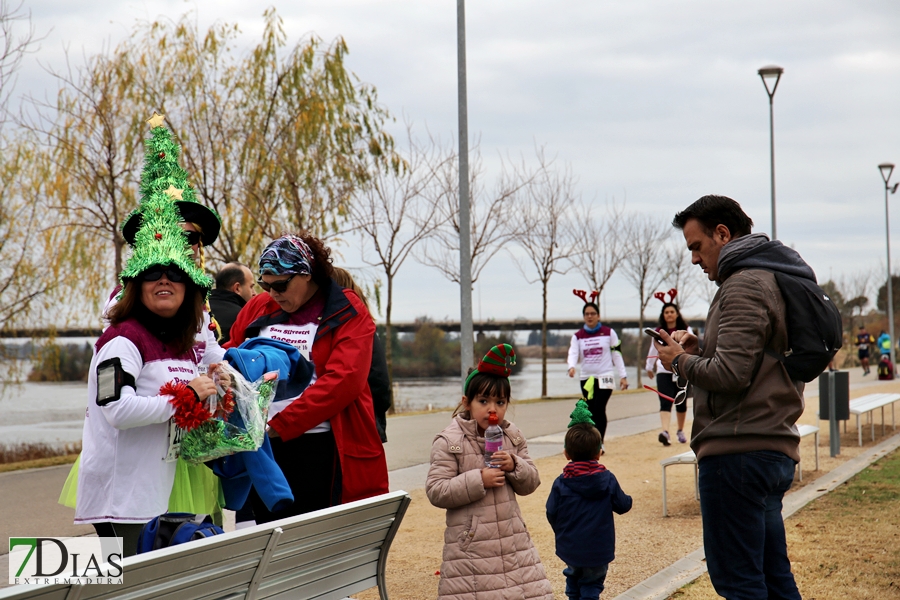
[764,270,842,382]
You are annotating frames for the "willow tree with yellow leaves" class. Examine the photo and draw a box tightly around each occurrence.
[133,9,398,264]
[27,9,397,310]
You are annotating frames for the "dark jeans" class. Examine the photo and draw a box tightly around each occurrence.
[698,451,801,600]
[579,379,612,441]
[249,430,341,524]
[563,564,608,600]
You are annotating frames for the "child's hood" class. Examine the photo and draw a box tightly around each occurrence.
[560,468,617,500]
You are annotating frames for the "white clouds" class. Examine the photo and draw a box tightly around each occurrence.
[13,0,900,323]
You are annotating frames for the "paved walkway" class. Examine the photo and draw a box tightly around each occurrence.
[1,366,894,597]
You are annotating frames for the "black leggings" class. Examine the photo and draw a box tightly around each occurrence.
[656,373,687,413]
[92,522,146,558]
[249,430,341,524]
[579,379,613,441]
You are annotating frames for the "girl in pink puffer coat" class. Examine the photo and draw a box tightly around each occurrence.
[426,345,553,600]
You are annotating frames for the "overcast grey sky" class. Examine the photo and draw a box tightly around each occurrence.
[17,0,900,324]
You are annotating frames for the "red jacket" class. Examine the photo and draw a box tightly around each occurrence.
[227,279,389,504]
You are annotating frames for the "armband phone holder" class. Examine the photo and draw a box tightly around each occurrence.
[96,357,136,406]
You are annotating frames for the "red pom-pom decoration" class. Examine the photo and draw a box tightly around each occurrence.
[161,380,211,431]
[155,232,162,240]
[158,152,166,159]
[208,323,216,331]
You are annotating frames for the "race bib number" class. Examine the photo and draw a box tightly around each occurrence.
[165,420,185,462]
[597,375,615,389]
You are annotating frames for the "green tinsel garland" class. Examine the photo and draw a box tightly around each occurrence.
[180,378,277,465]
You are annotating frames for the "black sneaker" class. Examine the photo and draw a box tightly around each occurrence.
[658,431,671,446]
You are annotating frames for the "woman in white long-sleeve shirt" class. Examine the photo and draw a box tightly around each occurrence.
[645,302,692,446]
[567,302,628,450]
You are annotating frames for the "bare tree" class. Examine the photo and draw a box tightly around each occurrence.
[620,213,673,387]
[416,140,530,286]
[349,124,452,385]
[512,150,580,397]
[571,199,627,302]
[0,0,41,124]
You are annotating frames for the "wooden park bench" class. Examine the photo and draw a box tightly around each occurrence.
[847,393,900,447]
[660,424,819,517]
[0,490,411,600]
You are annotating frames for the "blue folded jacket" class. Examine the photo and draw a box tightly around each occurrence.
[211,338,315,512]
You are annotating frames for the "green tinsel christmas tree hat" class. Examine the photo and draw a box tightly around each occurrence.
[568,399,596,428]
[463,344,516,392]
[119,114,213,290]
[121,113,221,247]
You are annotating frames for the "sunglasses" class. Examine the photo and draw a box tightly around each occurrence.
[257,274,296,293]
[141,267,185,282]
[184,231,202,246]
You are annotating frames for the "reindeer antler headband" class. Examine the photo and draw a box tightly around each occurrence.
[573,289,600,305]
[654,288,678,304]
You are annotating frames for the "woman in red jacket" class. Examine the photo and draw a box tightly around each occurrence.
[227,234,388,521]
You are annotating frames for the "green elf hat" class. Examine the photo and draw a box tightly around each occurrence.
[568,399,596,428]
[463,344,517,393]
[119,113,213,290]
[121,113,221,247]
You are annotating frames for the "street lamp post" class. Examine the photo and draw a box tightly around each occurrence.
[880,163,900,373]
[456,0,475,378]
[758,65,784,241]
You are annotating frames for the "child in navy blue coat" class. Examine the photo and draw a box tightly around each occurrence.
[546,402,632,599]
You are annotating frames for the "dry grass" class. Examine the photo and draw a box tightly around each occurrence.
[0,441,81,465]
[357,381,900,600]
[673,449,900,600]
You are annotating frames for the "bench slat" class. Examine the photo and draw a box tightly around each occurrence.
[0,491,411,600]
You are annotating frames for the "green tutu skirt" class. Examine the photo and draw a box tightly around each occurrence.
[59,454,222,514]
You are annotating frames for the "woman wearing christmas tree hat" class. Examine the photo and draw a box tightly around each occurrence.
[67,114,227,523]
[73,152,220,557]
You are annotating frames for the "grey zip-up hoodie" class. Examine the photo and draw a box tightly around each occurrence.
[681,233,808,461]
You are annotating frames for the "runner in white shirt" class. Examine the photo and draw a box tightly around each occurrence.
[645,296,692,446]
[567,295,628,452]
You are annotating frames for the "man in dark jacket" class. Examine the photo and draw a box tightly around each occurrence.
[655,195,805,600]
[209,263,256,344]
[546,422,632,600]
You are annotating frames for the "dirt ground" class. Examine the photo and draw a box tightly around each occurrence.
[357,381,900,599]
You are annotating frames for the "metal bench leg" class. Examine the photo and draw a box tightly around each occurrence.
[882,407,886,438]
[872,411,876,442]
[858,414,863,447]
[814,431,819,471]
[661,465,669,517]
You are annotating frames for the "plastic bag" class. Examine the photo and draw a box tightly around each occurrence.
[179,362,277,464]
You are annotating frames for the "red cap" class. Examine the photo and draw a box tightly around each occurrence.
[488,413,499,425]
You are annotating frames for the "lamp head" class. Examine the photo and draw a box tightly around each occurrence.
[880,163,895,185]
[758,65,784,98]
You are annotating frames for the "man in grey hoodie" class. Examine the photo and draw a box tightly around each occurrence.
[655,195,804,600]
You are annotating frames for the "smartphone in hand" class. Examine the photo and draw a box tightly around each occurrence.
[644,327,666,345]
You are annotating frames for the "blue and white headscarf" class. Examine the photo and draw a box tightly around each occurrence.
[258,235,315,276]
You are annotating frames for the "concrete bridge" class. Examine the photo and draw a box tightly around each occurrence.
[5,317,707,339]
[387,318,706,334]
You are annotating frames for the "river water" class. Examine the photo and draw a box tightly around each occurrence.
[0,358,638,449]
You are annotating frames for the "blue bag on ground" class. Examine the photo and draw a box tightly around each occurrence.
[137,513,223,554]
